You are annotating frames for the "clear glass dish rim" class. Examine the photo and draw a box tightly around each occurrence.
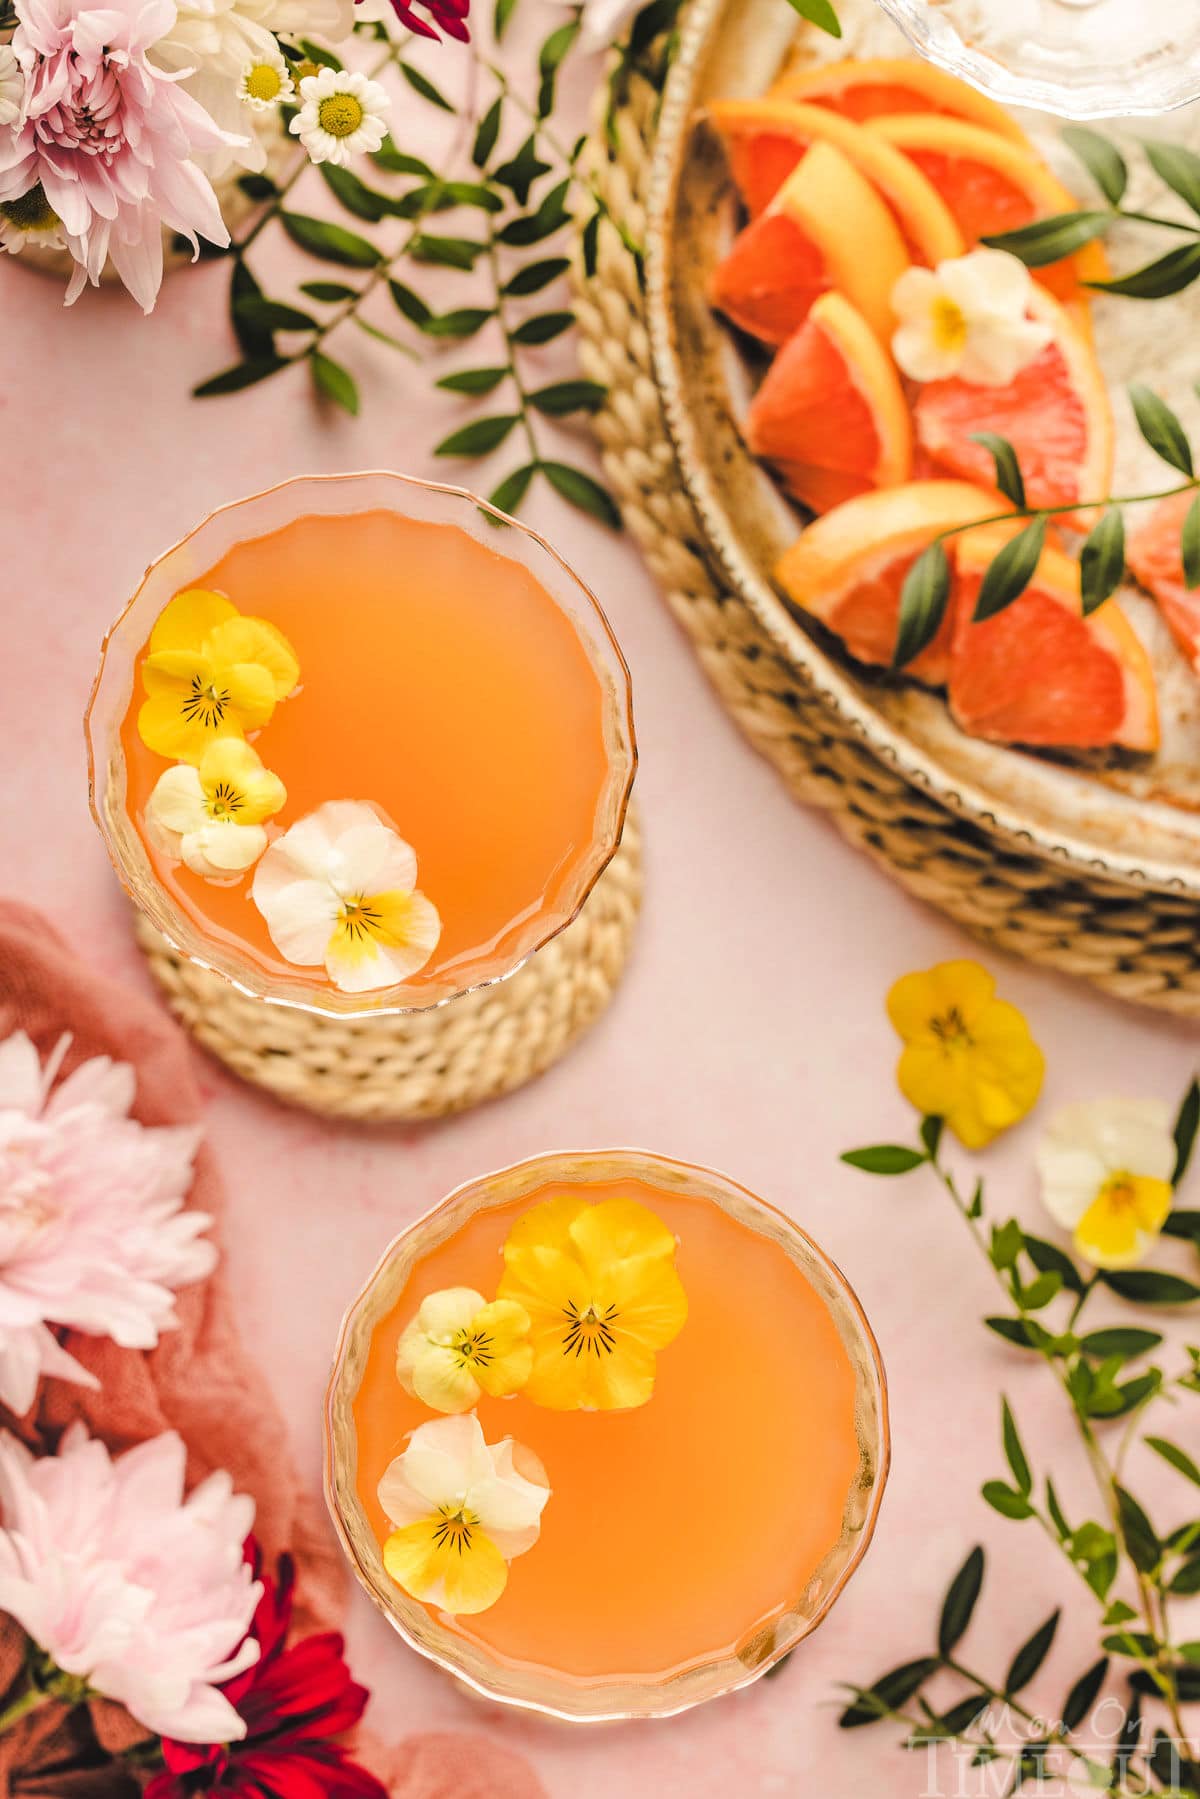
[84,470,638,1022]
[323,1146,891,1723]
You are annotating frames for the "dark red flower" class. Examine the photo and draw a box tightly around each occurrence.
[144,1546,388,1799]
[376,0,471,40]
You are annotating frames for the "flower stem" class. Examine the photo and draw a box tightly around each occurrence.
[1114,208,1200,236]
[0,1683,51,1736]
[930,476,1200,553]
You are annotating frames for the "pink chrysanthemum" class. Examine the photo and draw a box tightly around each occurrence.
[0,1031,213,1418]
[0,0,242,311]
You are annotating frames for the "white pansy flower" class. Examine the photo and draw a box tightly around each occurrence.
[1036,1098,1176,1271]
[378,1414,550,1616]
[289,66,389,167]
[0,45,26,128]
[239,47,295,112]
[251,800,441,994]
[891,248,1053,387]
[145,740,286,881]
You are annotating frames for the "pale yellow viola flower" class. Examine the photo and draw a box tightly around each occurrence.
[378,1415,549,1616]
[1036,1099,1175,1270]
[891,248,1052,387]
[887,959,1044,1149]
[396,1288,533,1414]
[145,740,287,880]
[497,1194,687,1412]
[138,589,300,765]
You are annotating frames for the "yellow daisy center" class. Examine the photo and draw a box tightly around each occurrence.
[930,294,968,355]
[245,62,284,102]
[562,1299,619,1359]
[1,184,60,233]
[317,92,364,139]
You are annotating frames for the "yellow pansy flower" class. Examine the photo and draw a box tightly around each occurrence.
[378,1415,549,1616]
[887,959,1044,1149]
[144,740,287,879]
[497,1194,687,1412]
[138,589,300,765]
[1036,1098,1175,1270]
[396,1288,533,1414]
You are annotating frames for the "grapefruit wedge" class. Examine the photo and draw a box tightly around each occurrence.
[1127,491,1200,674]
[949,527,1159,750]
[913,287,1112,524]
[745,291,912,512]
[709,97,963,262]
[867,114,1109,303]
[709,139,910,348]
[774,479,1007,683]
[770,56,1031,147]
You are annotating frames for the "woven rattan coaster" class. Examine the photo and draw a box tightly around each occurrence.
[572,71,1200,1018]
[134,808,642,1121]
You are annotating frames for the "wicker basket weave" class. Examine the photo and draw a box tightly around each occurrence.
[571,65,1200,1018]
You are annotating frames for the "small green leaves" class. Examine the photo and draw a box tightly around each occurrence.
[425,307,495,339]
[1079,1327,1162,1359]
[372,139,434,178]
[1023,1233,1085,1295]
[1182,496,1200,590]
[399,61,454,111]
[1130,384,1194,475]
[489,463,538,516]
[920,1115,944,1158]
[230,258,273,360]
[982,1479,1035,1521]
[503,256,570,296]
[511,310,575,345]
[840,1145,927,1175]
[281,212,380,268]
[783,0,842,34]
[1145,1436,1200,1487]
[1079,508,1126,614]
[1115,1486,1161,1573]
[300,281,359,302]
[1100,1268,1200,1305]
[437,365,510,395]
[193,357,287,397]
[528,380,607,416]
[990,1219,1024,1272]
[893,539,951,669]
[972,517,1047,622]
[473,97,503,168]
[982,210,1112,268]
[494,133,552,206]
[1061,127,1127,206]
[537,19,579,116]
[938,1546,984,1655]
[318,163,395,223]
[542,462,621,527]
[310,350,358,416]
[435,415,521,457]
[494,0,519,38]
[1005,1612,1059,1693]
[970,432,1025,508]
[1091,244,1200,299]
[839,1658,939,1728]
[1001,1400,1032,1496]
[235,298,317,333]
[1142,139,1200,218]
[411,234,486,270]
[1173,1075,1200,1183]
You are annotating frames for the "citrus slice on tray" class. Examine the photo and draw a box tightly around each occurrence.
[774,479,1006,684]
[1127,491,1200,673]
[745,291,912,512]
[708,97,963,263]
[866,114,1109,304]
[949,528,1159,750]
[769,56,1031,147]
[913,288,1112,523]
[709,139,909,348]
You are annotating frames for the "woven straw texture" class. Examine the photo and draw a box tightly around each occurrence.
[134,807,642,1121]
[572,68,1200,1018]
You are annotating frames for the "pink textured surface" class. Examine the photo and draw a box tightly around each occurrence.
[2,62,1199,1792]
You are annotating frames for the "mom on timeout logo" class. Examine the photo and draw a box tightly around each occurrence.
[915,1698,1197,1797]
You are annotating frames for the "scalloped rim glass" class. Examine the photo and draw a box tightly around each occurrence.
[873,0,1200,119]
[85,472,637,1021]
[324,1148,890,1722]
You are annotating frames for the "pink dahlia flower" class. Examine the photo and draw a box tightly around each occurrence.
[0,1031,213,1418]
[0,0,242,311]
[0,1424,260,1741]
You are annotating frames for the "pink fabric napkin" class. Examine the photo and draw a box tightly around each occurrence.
[0,900,546,1799]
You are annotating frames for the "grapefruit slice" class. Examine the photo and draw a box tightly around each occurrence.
[709,139,910,348]
[770,56,1031,147]
[1127,491,1200,673]
[709,97,963,262]
[949,527,1159,750]
[913,287,1112,523]
[745,291,912,512]
[867,114,1109,303]
[774,479,1008,683]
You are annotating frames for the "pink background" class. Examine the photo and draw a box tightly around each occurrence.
[3,43,1199,1790]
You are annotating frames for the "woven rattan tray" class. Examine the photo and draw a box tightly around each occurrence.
[572,12,1200,1018]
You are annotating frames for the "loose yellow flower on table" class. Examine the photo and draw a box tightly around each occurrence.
[497,1195,687,1411]
[1036,1098,1175,1270]
[378,1415,550,1616]
[138,589,300,765]
[887,959,1044,1149]
[144,739,286,879]
[396,1288,533,1414]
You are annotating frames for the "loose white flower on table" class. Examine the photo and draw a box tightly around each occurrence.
[238,47,295,113]
[0,45,26,128]
[396,1288,533,1414]
[378,1414,550,1616]
[290,67,390,168]
[145,739,286,880]
[1036,1097,1176,1270]
[251,800,441,994]
[578,0,642,50]
[0,1424,260,1740]
[891,248,1053,387]
[0,1030,212,1417]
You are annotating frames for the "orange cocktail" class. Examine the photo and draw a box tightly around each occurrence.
[326,1151,888,1720]
[87,474,635,1014]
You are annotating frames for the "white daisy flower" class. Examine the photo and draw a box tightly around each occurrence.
[891,248,1053,388]
[238,47,295,112]
[0,183,65,254]
[289,66,389,167]
[1036,1098,1176,1271]
[0,44,26,128]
